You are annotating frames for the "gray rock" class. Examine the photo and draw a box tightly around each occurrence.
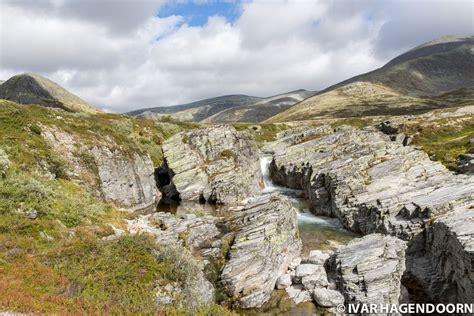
[457,152,474,174]
[159,125,263,205]
[312,288,344,307]
[276,274,292,289]
[330,234,407,305]
[301,272,328,290]
[26,209,38,220]
[285,285,313,304]
[295,264,321,278]
[221,194,302,308]
[127,212,220,249]
[92,146,159,212]
[270,125,474,240]
[407,204,474,304]
[42,127,159,211]
[302,250,330,265]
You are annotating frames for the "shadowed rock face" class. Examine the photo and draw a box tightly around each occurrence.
[0,73,97,113]
[159,125,263,205]
[221,193,302,308]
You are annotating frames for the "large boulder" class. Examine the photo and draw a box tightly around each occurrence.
[220,193,302,308]
[160,125,263,204]
[330,234,407,305]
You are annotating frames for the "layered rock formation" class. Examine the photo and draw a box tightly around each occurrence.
[159,125,263,204]
[42,127,159,211]
[269,125,474,304]
[221,193,302,308]
[270,125,474,239]
[127,211,220,249]
[406,203,474,303]
[330,234,407,305]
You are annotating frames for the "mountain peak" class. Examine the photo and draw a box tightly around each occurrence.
[0,73,98,113]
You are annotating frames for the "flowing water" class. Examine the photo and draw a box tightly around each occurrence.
[259,155,357,255]
[242,156,358,315]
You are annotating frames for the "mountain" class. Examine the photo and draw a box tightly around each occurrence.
[127,95,263,122]
[0,73,98,113]
[267,36,474,122]
[202,89,317,123]
[128,90,316,123]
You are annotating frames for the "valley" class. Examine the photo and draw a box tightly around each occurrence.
[0,35,473,315]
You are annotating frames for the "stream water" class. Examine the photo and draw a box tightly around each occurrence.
[259,155,357,255]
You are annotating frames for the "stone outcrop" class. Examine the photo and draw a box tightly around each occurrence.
[261,125,331,154]
[406,203,474,303]
[127,212,220,249]
[220,193,301,308]
[329,234,407,305]
[91,146,159,211]
[457,148,474,174]
[270,125,474,240]
[42,127,159,211]
[159,125,262,204]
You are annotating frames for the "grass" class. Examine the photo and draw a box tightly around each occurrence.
[232,123,290,144]
[400,115,474,169]
[0,100,234,314]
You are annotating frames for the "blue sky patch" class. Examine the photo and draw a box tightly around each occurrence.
[158,1,243,26]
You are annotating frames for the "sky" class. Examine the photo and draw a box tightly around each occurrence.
[0,0,473,112]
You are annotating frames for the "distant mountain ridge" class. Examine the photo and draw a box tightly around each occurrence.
[320,35,474,97]
[267,35,474,122]
[128,89,317,123]
[203,90,317,123]
[127,94,262,122]
[0,73,98,113]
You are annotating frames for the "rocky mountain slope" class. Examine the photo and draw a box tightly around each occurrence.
[268,36,474,122]
[128,90,316,123]
[0,73,98,113]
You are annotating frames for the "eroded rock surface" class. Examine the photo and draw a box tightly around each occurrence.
[330,234,407,305]
[127,212,220,249]
[221,193,302,308]
[270,125,474,239]
[406,204,474,304]
[160,125,263,204]
[42,127,159,211]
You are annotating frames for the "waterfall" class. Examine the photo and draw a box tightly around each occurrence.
[259,155,347,229]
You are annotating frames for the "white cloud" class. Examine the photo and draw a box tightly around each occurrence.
[0,0,472,112]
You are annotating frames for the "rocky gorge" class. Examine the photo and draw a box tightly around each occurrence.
[107,122,472,312]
